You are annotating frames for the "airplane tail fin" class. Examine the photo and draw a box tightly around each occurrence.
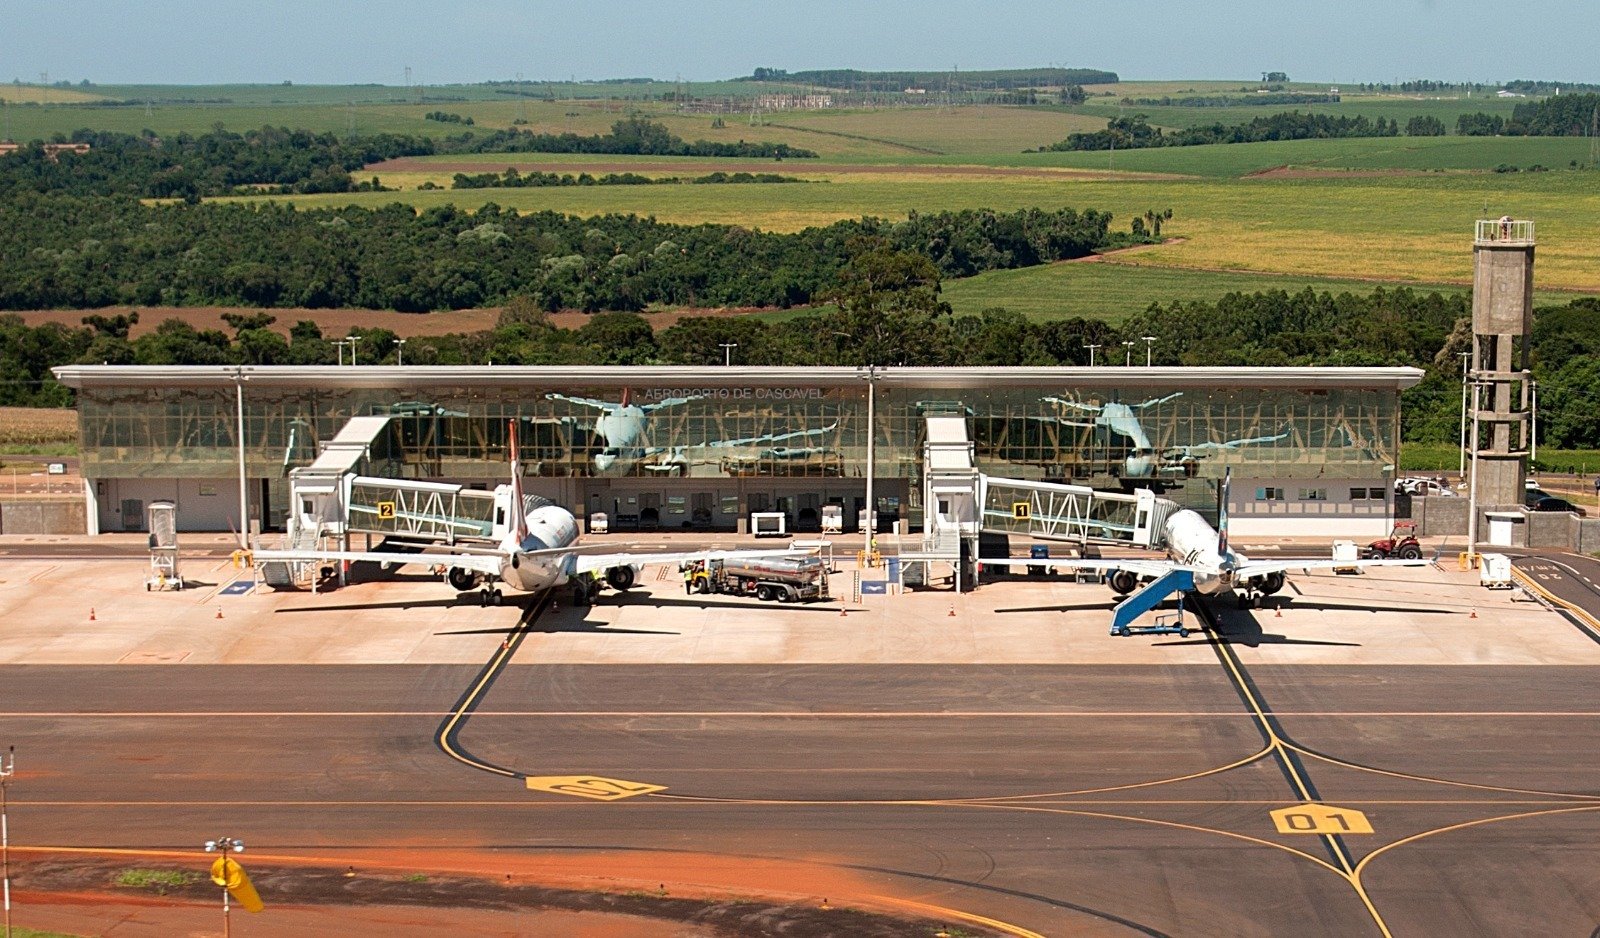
[508,419,530,542]
[1216,469,1230,558]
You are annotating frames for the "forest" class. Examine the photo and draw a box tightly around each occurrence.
[1043,111,1407,152]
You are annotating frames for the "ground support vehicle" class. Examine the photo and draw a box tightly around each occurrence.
[1365,521,1422,560]
[683,556,829,603]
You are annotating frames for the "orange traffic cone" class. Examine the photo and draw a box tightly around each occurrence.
[215,606,224,619]
[89,607,96,621]
[1275,605,1282,618]
[948,604,957,617]
[839,606,848,617]
[1470,608,1478,619]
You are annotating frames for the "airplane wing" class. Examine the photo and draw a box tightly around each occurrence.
[704,423,839,449]
[1043,396,1100,415]
[1235,557,1431,577]
[249,548,507,576]
[1131,392,1183,410]
[641,394,704,412]
[572,546,805,575]
[544,393,616,411]
[979,556,1199,578]
[1171,429,1290,454]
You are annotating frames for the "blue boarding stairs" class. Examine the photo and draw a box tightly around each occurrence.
[1109,569,1194,637]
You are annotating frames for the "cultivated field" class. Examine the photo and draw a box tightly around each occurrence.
[0,407,77,447]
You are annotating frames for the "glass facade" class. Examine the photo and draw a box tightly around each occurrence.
[65,367,1412,531]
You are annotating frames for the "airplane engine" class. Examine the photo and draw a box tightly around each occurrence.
[605,564,637,591]
[1108,569,1139,595]
[1253,571,1286,595]
[447,567,482,592]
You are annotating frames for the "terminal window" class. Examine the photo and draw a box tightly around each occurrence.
[1256,487,1284,501]
[1298,488,1328,501]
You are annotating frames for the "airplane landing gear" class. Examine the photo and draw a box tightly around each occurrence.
[478,587,504,606]
[571,579,594,607]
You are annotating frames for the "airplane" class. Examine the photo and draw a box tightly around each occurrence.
[251,420,803,608]
[980,470,1428,608]
[1044,393,1290,479]
[548,390,837,476]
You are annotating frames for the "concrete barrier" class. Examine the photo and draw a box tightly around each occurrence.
[0,498,88,535]
[1527,510,1578,549]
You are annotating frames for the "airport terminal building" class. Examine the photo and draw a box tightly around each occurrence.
[53,365,1423,538]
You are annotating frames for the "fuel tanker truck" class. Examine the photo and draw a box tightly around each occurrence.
[682,554,829,603]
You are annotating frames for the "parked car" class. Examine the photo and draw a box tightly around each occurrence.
[1396,478,1456,497]
[1531,496,1586,516]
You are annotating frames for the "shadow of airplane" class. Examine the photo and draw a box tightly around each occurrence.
[996,602,1119,614]
[1268,598,1458,615]
[611,594,850,613]
[1155,611,1362,648]
[275,595,521,613]
[435,624,678,636]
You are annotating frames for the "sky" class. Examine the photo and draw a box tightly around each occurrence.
[6,0,1599,87]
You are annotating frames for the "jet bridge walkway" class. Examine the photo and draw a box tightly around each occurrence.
[978,476,1174,550]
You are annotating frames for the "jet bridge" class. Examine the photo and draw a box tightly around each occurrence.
[978,477,1173,550]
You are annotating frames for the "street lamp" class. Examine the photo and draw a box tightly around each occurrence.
[1082,344,1100,367]
[333,339,348,367]
[347,335,362,366]
[393,337,407,367]
[1456,351,1471,478]
[234,367,249,550]
[857,364,879,545]
[718,342,738,367]
[1141,335,1157,367]
[203,837,245,938]
[2,746,14,938]
[1122,340,1135,366]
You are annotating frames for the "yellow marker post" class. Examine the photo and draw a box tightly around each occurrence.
[1011,501,1030,521]
[1270,804,1373,835]
[525,775,667,801]
[376,501,396,521]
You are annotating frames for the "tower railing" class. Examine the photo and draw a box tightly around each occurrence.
[1474,218,1535,245]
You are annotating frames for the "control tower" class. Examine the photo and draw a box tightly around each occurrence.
[1467,217,1534,512]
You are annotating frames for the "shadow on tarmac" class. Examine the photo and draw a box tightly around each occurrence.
[1154,612,1363,648]
[995,602,1119,614]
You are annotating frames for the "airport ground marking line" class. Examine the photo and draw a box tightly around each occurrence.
[20,797,1593,809]
[1198,610,1394,937]
[950,743,1274,803]
[872,895,1048,938]
[1283,739,1600,802]
[1352,803,1600,881]
[10,708,1600,718]
[1511,565,1600,642]
[432,593,549,780]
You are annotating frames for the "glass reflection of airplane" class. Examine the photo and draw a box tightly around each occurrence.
[548,390,836,476]
[1044,393,1289,479]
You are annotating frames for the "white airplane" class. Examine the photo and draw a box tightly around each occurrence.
[982,471,1428,607]
[1044,393,1290,478]
[252,421,802,607]
[549,390,837,476]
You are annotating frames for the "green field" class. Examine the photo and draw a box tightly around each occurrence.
[1075,94,1523,130]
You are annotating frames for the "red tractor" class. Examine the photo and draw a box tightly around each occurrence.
[1365,520,1422,560]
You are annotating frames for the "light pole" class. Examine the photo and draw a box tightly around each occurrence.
[1466,379,1483,564]
[334,339,348,367]
[347,335,361,366]
[1082,344,1100,367]
[204,837,244,938]
[718,342,738,367]
[1122,340,1135,366]
[1456,351,1471,478]
[2,746,13,938]
[234,367,249,549]
[393,338,407,367]
[857,364,879,545]
[1141,335,1157,367]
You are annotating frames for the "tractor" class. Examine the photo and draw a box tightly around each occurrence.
[1365,520,1422,560]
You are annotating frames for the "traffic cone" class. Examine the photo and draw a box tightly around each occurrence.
[1470,608,1478,619]
[838,606,847,617]
[1275,605,1282,618]
[820,898,831,910]
[215,606,224,619]
[89,607,96,621]
[948,604,957,617]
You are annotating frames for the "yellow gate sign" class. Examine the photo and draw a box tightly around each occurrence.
[376,500,396,520]
[525,775,667,801]
[1270,804,1373,835]
[1012,501,1031,521]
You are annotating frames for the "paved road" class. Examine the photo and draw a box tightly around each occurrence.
[1511,553,1600,645]
[5,601,1600,936]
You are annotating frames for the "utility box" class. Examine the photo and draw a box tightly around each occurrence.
[751,511,787,537]
[588,512,609,535]
[1331,539,1360,574]
[1479,552,1513,589]
[819,504,843,534]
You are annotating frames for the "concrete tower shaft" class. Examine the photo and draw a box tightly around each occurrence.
[1469,218,1534,511]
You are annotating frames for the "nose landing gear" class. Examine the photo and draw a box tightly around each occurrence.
[478,587,504,606]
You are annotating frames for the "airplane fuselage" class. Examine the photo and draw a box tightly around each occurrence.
[494,503,581,592]
[1159,508,1256,596]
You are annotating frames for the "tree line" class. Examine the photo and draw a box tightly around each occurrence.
[1040,111,1409,152]
[0,196,1125,313]
[445,168,805,189]
[0,120,817,201]
[1457,92,1600,136]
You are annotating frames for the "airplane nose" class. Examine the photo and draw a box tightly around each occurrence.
[594,454,615,471]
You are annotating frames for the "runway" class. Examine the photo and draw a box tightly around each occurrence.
[6,604,1600,936]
